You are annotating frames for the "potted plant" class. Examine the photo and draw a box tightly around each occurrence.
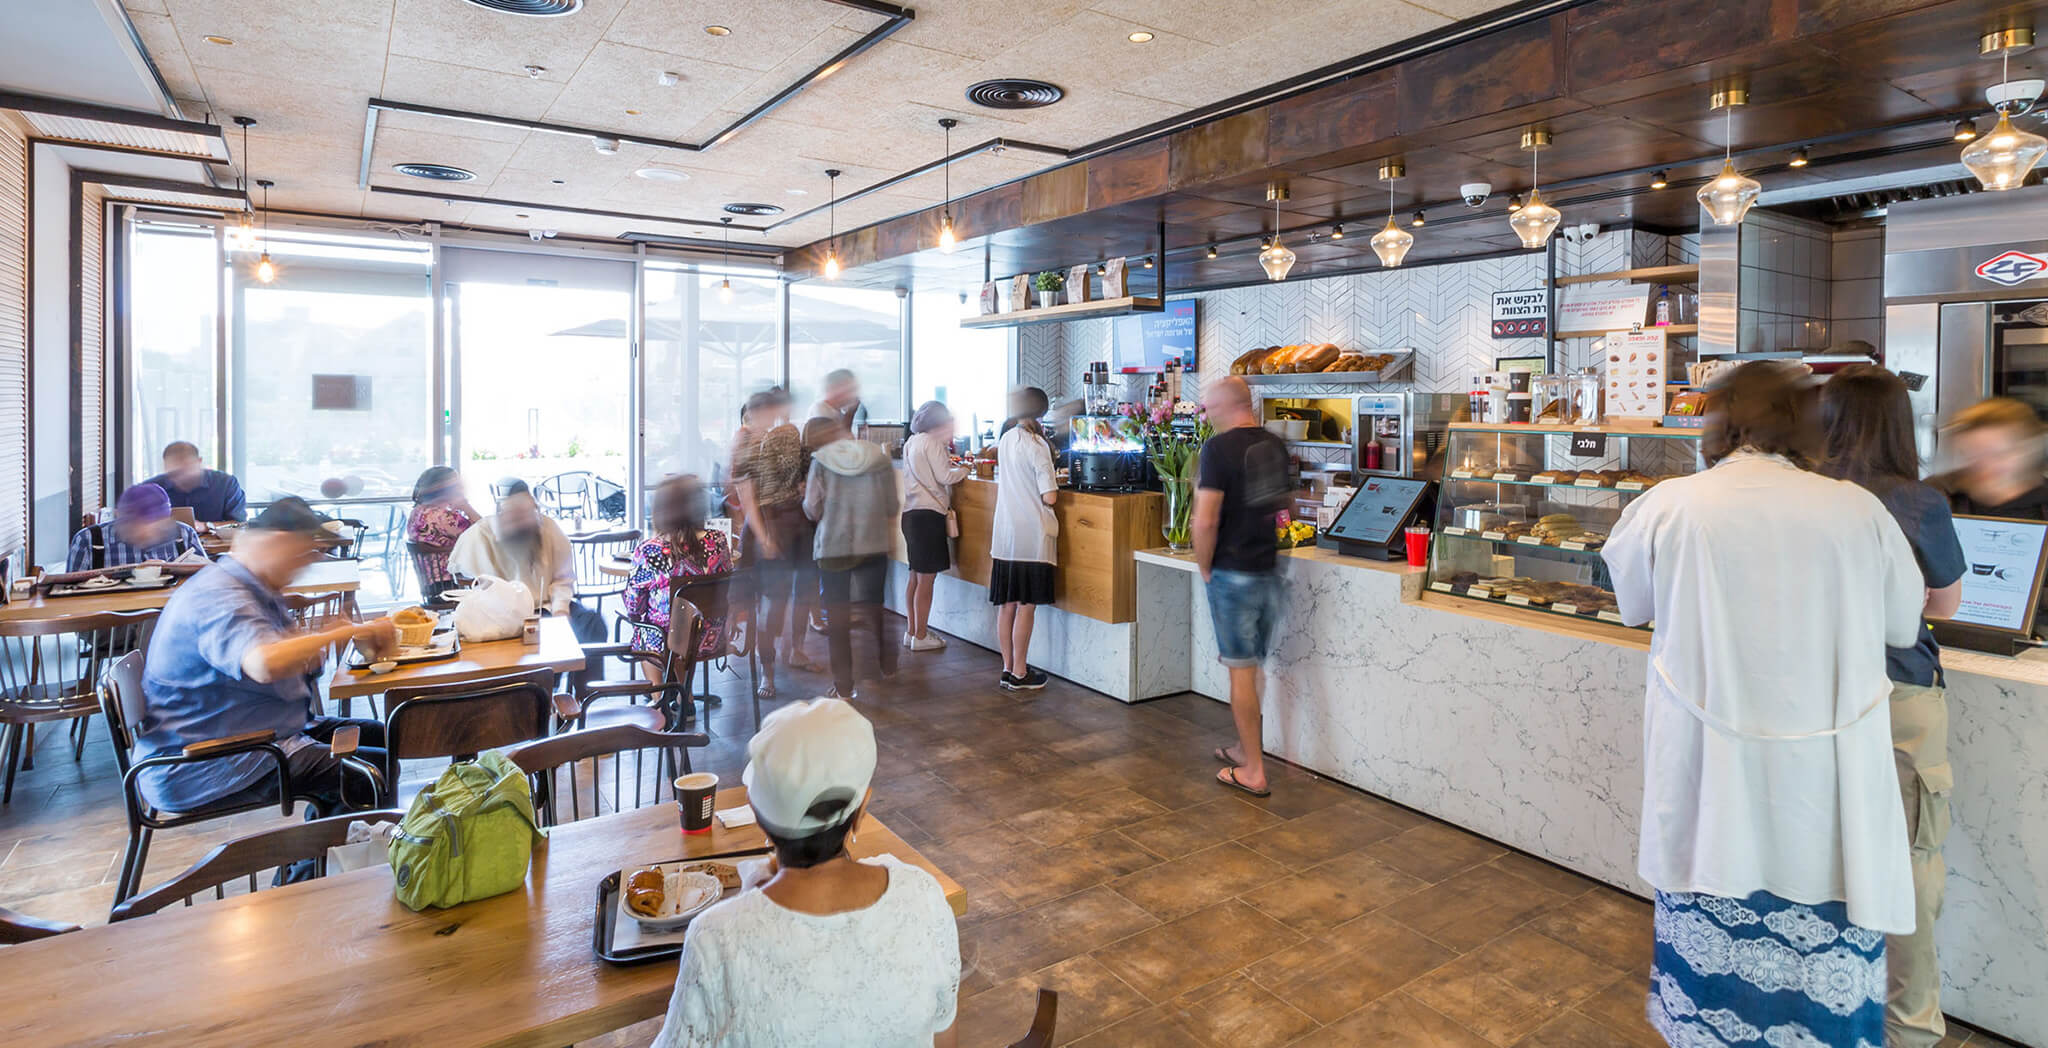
[1033,270,1064,308]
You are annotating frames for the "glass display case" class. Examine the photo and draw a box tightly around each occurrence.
[1425,421,1704,629]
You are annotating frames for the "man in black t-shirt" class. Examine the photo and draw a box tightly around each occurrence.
[1193,376,1293,797]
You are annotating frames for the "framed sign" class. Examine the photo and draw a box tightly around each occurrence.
[1567,432,1607,458]
[1557,284,1651,333]
[1491,289,1547,338]
[1947,515,2048,635]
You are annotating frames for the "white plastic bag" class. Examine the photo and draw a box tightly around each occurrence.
[453,575,534,642]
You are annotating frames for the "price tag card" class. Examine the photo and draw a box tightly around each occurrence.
[1574,478,1605,488]
[1429,581,1452,593]
[1443,526,1469,536]
[1551,602,1579,615]
[1560,540,1589,552]
[1492,472,1525,482]
[1597,610,1625,624]
[1481,530,1507,541]
[1450,469,1478,479]
[1505,595,1531,606]
[1516,536,1543,546]
[1616,481,1646,492]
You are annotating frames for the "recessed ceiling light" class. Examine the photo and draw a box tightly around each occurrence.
[634,167,688,182]
[624,109,641,116]
[786,188,809,196]
[704,25,731,36]
[202,35,234,46]
[515,213,530,219]
[550,178,566,185]
[1127,30,1154,42]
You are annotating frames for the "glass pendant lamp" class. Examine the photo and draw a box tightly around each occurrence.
[1258,183,1295,281]
[1697,88,1761,225]
[718,217,735,302]
[1963,31,2047,191]
[1508,129,1561,249]
[822,169,842,279]
[252,180,276,283]
[1369,160,1413,267]
[936,118,958,253]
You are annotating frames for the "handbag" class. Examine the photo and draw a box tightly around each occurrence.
[945,509,960,539]
[388,752,545,911]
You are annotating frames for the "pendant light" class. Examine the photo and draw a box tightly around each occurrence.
[936,118,958,253]
[1258,183,1296,281]
[231,116,259,253]
[1962,28,2047,191]
[718,216,735,302]
[1508,129,1562,249]
[1369,161,1413,268]
[822,168,842,280]
[252,179,276,284]
[1697,88,1762,225]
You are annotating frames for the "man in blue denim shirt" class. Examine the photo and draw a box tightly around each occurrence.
[138,498,396,813]
[1194,376,1293,798]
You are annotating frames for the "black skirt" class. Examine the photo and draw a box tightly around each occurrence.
[988,558,1055,606]
[901,509,952,573]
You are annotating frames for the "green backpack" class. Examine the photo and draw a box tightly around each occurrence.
[388,752,546,911]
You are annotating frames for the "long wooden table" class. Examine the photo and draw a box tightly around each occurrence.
[0,788,961,1047]
[327,615,586,700]
[0,558,361,624]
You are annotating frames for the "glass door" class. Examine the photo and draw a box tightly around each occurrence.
[641,264,782,513]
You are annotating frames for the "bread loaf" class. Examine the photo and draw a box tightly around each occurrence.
[1229,347,1267,375]
[1293,344,1341,374]
[1258,345,1290,374]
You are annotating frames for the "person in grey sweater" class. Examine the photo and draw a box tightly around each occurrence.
[802,419,899,698]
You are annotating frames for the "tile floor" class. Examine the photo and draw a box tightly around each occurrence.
[0,617,2023,1048]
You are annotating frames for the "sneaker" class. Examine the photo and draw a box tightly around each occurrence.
[902,631,915,649]
[1009,668,1048,691]
[907,633,947,652]
[998,672,1020,691]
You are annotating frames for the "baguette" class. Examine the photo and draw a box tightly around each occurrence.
[1293,343,1341,374]
[1229,347,1268,375]
[1259,345,1294,374]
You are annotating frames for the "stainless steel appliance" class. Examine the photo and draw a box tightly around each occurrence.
[1884,185,2048,469]
[1353,393,1468,479]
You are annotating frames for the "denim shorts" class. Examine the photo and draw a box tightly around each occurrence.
[1206,569,1283,667]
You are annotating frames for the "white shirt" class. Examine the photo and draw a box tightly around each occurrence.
[990,425,1057,564]
[1601,452,1923,933]
[901,432,967,515]
[445,513,577,614]
[652,856,960,1048]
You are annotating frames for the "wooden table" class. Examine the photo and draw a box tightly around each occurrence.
[0,558,361,624]
[0,788,961,1047]
[198,528,354,557]
[600,554,631,579]
[328,615,586,700]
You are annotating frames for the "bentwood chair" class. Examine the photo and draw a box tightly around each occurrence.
[0,906,78,944]
[109,810,405,923]
[379,668,557,793]
[405,540,462,609]
[506,724,708,827]
[570,528,639,621]
[1007,989,1059,1048]
[580,595,717,733]
[98,651,385,904]
[0,608,158,803]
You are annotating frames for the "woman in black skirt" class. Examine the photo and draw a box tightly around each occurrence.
[988,387,1057,690]
[900,401,966,652]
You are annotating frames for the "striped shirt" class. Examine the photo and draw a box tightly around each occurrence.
[66,521,204,572]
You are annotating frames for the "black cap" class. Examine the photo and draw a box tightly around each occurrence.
[246,496,332,536]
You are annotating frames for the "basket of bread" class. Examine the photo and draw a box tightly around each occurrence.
[389,606,439,648]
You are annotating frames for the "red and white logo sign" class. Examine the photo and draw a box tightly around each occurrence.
[1975,250,2048,287]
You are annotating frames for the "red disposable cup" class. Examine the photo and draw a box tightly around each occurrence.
[675,773,719,835]
[1403,526,1431,567]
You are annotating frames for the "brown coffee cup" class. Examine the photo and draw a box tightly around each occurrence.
[675,772,719,835]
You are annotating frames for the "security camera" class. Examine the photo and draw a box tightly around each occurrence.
[1989,78,2044,116]
[1563,223,1600,244]
[528,229,545,242]
[1460,182,1493,208]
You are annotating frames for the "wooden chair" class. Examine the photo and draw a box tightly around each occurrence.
[405,540,461,608]
[1007,989,1059,1048]
[506,724,708,827]
[571,598,709,737]
[109,809,405,923]
[379,668,558,790]
[0,609,158,803]
[570,528,639,621]
[0,905,78,944]
[669,571,753,728]
[98,651,384,904]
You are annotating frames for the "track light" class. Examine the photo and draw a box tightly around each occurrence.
[1955,118,1979,142]
[1508,193,1523,212]
[1329,224,1344,241]
[1789,148,1809,168]
[1205,244,1218,259]
[1142,256,1154,269]
[1410,210,1426,228]
[1649,171,1669,189]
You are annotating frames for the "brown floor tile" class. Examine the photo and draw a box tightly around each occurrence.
[1291,991,1495,1048]
[0,851,118,899]
[1522,886,1653,974]
[1048,729,1146,764]
[1003,788,1168,849]
[1109,842,1290,922]
[1405,928,1626,1045]
[1239,849,1428,935]
[1066,1005,1204,1048]
[1963,1029,2027,1047]
[1117,796,1284,859]
[1092,900,1303,1002]
[1489,852,1601,899]
[1246,912,1458,1024]
[1065,830,1165,879]
[980,828,1166,909]
[1233,771,1363,821]
[1361,819,1508,883]
[1514,1009,1662,1048]
[1381,862,1575,952]
[957,954,1151,1048]
[1572,976,1661,1047]
[1121,765,1236,812]
[1168,973,1319,1048]
[1237,801,1405,870]
[964,885,1158,983]
[954,873,1024,928]
[1344,792,1434,831]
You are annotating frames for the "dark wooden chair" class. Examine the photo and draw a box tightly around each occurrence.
[0,608,158,803]
[506,724,708,827]
[572,597,709,738]
[570,528,639,621]
[109,809,405,923]
[0,905,78,944]
[98,651,384,904]
[405,540,461,608]
[1007,989,1058,1048]
[379,668,559,790]
[668,571,752,729]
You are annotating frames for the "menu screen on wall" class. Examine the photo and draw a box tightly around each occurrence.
[1112,301,1197,373]
[1949,515,2048,634]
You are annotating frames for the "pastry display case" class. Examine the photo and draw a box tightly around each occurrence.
[1425,421,1704,629]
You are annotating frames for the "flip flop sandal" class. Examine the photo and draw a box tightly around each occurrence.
[1213,747,1242,767]
[1217,767,1271,798]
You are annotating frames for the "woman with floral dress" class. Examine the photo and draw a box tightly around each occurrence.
[623,474,734,677]
[405,466,479,600]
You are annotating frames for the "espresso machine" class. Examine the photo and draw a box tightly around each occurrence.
[1353,393,1467,479]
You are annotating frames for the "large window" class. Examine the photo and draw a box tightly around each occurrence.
[643,265,781,489]
[911,288,1009,443]
[129,220,218,473]
[789,283,905,422]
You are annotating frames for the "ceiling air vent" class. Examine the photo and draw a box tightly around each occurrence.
[723,202,784,216]
[460,0,583,15]
[966,79,1065,109]
[393,163,477,182]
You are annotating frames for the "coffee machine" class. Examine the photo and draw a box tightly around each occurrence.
[1353,393,1467,479]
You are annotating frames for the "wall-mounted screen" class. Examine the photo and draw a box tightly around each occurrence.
[1111,301,1197,373]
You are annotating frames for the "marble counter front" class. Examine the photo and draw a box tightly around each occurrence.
[1133,545,2048,1044]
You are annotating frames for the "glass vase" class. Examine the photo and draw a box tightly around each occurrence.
[1161,476,1193,551]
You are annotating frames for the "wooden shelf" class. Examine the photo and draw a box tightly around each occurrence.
[959,295,1162,329]
[1552,264,1699,287]
[1553,324,1695,340]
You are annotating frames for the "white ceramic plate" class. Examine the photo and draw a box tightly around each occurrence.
[618,868,724,932]
[76,575,120,589]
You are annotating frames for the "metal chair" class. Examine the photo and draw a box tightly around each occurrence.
[405,539,462,608]
[326,518,369,559]
[379,668,559,790]
[506,724,708,827]
[535,471,597,520]
[0,905,78,944]
[109,809,405,922]
[570,528,639,621]
[98,651,385,904]
[669,571,756,728]
[566,603,705,738]
[0,609,158,803]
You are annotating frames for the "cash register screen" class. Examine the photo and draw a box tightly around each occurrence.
[1326,476,1429,548]
[1949,515,2048,635]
